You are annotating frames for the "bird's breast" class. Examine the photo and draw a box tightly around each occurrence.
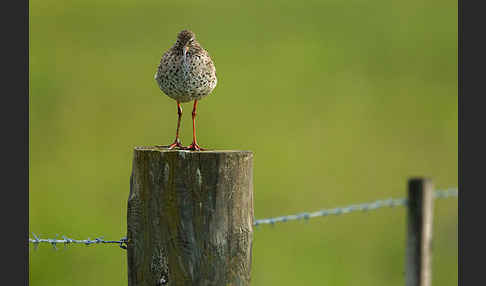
[156,51,216,102]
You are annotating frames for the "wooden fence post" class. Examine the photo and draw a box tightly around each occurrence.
[405,178,434,286]
[127,147,254,286]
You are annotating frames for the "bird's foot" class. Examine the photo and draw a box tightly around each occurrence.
[183,142,206,151]
[156,139,184,150]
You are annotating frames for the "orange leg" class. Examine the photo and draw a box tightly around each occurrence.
[159,101,183,149]
[184,100,205,151]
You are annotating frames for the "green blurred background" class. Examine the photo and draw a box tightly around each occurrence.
[29,0,457,285]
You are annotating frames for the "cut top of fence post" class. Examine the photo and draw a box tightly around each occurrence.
[134,146,253,153]
[127,147,254,286]
[406,178,434,286]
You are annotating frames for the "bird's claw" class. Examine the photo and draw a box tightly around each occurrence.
[156,139,184,150]
[183,142,206,151]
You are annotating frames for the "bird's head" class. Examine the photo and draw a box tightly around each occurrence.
[175,30,198,58]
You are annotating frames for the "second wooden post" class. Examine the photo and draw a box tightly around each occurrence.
[405,178,434,286]
[127,147,254,286]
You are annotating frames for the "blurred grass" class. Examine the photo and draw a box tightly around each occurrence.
[29,0,457,285]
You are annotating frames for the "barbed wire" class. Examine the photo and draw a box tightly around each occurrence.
[254,188,457,227]
[29,234,128,250]
[29,188,457,250]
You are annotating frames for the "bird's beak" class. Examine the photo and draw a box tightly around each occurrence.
[183,45,189,60]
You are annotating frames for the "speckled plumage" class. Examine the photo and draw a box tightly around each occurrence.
[155,30,217,103]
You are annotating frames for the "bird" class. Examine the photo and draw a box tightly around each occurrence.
[154,30,217,151]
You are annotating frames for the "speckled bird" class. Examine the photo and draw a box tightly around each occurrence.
[155,29,217,151]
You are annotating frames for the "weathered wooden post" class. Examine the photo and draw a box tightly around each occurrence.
[127,147,254,286]
[405,178,434,286]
